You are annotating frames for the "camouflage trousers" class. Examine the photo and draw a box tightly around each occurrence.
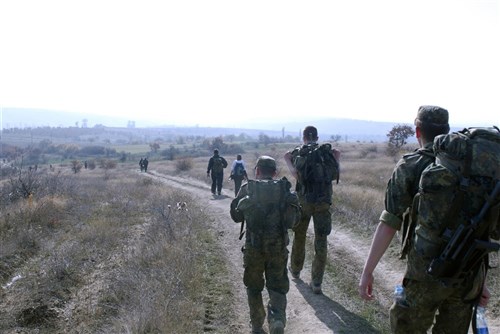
[290,201,332,285]
[243,239,289,330]
[390,278,473,334]
[210,171,224,194]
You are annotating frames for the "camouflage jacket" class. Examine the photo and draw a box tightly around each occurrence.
[380,142,435,231]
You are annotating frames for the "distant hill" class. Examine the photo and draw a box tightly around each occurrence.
[1,107,417,142]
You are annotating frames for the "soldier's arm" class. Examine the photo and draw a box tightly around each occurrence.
[284,151,298,180]
[229,185,248,222]
[331,147,341,162]
[207,158,213,174]
[359,222,398,301]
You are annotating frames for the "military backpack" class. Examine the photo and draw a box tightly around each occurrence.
[408,126,500,299]
[212,156,226,173]
[232,178,300,246]
[294,143,339,204]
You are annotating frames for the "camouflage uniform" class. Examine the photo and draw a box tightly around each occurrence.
[230,156,299,333]
[289,143,333,288]
[207,149,228,195]
[381,106,474,333]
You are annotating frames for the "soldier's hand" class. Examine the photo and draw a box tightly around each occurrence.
[479,284,491,307]
[332,148,341,161]
[358,272,374,301]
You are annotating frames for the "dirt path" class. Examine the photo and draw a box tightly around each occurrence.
[147,170,500,334]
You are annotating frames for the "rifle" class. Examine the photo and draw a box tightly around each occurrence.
[427,180,500,279]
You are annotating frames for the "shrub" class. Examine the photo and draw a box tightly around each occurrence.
[175,158,193,172]
[71,160,83,173]
[87,160,96,170]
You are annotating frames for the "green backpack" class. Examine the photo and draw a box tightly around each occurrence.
[212,156,226,173]
[294,143,339,204]
[410,127,500,296]
[234,178,300,245]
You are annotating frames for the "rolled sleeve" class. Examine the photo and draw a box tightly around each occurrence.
[379,209,402,230]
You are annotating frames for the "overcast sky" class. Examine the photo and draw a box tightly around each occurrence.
[1,0,499,128]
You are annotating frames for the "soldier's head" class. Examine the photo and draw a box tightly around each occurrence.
[236,154,242,161]
[414,105,450,144]
[302,126,318,144]
[213,149,219,156]
[255,155,277,179]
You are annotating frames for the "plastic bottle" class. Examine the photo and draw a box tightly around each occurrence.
[475,306,489,334]
[393,284,407,306]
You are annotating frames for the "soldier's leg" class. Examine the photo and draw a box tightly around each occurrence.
[432,286,473,334]
[234,178,242,196]
[290,205,312,275]
[265,248,289,328]
[311,204,332,287]
[216,173,223,194]
[211,174,217,194]
[390,279,444,334]
[267,290,286,334]
[244,246,266,331]
[247,289,266,332]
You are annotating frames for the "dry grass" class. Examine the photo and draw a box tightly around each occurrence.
[0,165,234,333]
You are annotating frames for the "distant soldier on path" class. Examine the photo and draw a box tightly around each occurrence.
[284,125,340,294]
[229,154,248,196]
[207,149,228,196]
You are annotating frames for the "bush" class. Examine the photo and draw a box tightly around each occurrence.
[87,160,96,170]
[175,158,193,172]
[99,159,117,170]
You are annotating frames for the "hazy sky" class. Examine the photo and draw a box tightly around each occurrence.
[1,0,499,128]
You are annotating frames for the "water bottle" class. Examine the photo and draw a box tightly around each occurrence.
[393,284,407,307]
[475,306,489,334]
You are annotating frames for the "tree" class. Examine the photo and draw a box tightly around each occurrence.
[210,136,225,152]
[330,134,342,144]
[259,133,271,146]
[386,124,415,157]
[71,160,83,173]
[150,142,160,153]
[387,124,415,148]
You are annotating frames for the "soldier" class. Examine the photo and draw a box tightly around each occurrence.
[229,154,248,196]
[143,157,149,172]
[230,156,300,334]
[358,106,490,333]
[284,126,340,294]
[139,158,144,172]
[207,149,228,196]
